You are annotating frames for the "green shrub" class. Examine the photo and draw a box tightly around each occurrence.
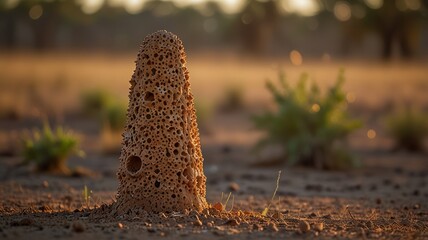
[253,70,361,170]
[386,107,428,151]
[81,89,113,117]
[81,89,127,132]
[22,123,84,174]
[101,102,127,132]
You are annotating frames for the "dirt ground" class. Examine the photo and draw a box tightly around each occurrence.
[0,53,427,239]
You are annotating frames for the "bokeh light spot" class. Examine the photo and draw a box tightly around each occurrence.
[334,1,351,21]
[124,0,146,14]
[290,50,303,66]
[220,0,246,15]
[364,0,383,9]
[29,5,43,20]
[311,104,320,112]
[5,0,19,9]
[367,129,376,139]
[404,0,421,10]
[79,0,104,15]
[280,0,320,17]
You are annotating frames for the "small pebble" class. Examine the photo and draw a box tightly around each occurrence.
[212,202,224,212]
[299,220,310,233]
[229,182,240,192]
[313,222,324,232]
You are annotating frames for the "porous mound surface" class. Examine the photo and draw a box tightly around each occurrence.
[114,30,207,213]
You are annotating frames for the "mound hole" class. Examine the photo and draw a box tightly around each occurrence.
[126,155,142,175]
[144,92,155,102]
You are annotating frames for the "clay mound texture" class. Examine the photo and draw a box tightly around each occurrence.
[114,30,208,214]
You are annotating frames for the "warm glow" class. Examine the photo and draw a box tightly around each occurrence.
[124,0,148,14]
[77,0,323,15]
[281,0,320,17]
[406,0,422,10]
[396,0,422,11]
[311,104,320,113]
[364,0,383,9]
[334,1,351,21]
[218,0,246,15]
[78,0,104,14]
[4,0,19,9]
[29,5,43,20]
[172,0,245,14]
[290,50,303,66]
[367,129,376,139]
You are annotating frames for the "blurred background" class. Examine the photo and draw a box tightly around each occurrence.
[0,0,427,171]
[1,0,428,58]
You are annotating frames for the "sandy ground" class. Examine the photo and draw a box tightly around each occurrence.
[0,150,427,239]
[0,54,427,239]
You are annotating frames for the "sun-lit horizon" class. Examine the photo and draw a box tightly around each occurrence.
[59,0,322,16]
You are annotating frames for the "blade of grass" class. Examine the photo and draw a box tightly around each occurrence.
[262,170,282,216]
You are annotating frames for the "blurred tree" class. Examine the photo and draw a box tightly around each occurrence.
[375,0,422,59]
[237,0,281,56]
[0,0,89,50]
[0,5,18,48]
[1,0,426,58]
[326,0,426,60]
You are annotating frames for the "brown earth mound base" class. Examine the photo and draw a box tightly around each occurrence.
[114,30,207,214]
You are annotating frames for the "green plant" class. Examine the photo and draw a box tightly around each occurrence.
[82,185,92,208]
[81,89,127,132]
[22,123,84,174]
[101,102,127,132]
[253,70,361,170]
[81,89,113,117]
[386,107,428,151]
[262,170,281,216]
